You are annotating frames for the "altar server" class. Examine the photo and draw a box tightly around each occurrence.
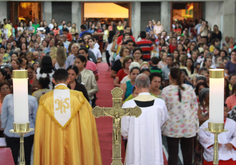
[33,69,102,165]
[199,104,236,165]
[121,74,168,165]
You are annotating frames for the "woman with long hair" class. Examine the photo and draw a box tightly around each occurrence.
[69,23,78,36]
[53,47,67,69]
[52,22,60,36]
[161,67,198,165]
[173,49,180,62]
[33,56,55,90]
[185,58,194,79]
[67,65,89,101]
[211,25,222,41]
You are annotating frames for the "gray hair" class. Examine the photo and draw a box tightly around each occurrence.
[71,43,80,49]
[199,88,209,105]
[135,74,150,89]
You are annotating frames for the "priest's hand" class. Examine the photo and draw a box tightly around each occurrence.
[225,143,233,150]
[218,143,222,148]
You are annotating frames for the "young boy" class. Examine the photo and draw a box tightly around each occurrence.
[150,57,162,75]
[198,104,236,165]
[88,38,102,63]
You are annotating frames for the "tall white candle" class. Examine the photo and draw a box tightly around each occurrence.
[209,69,224,123]
[12,70,29,124]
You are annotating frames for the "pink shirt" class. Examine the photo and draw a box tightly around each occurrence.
[225,95,236,110]
[85,60,99,76]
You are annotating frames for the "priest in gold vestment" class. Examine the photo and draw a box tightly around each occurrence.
[33,69,102,165]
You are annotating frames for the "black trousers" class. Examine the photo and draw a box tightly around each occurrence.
[5,135,34,165]
[166,136,194,165]
[105,50,111,67]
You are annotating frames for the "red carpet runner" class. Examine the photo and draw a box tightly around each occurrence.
[96,63,167,165]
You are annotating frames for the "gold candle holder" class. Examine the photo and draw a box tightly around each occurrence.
[9,123,34,165]
[204,123,227,165]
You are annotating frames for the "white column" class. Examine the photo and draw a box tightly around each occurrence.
[161,2,171,34]
[0,2,7,24]
[72,2,81,32]
[131,2,141,40]
[43,2,52,25]
[223,0,236,39]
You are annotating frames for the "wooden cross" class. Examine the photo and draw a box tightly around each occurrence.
[92,87,142,165]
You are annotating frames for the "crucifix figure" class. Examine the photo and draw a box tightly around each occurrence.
[92,87,142,165]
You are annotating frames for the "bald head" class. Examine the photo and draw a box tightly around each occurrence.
[135,74,150,89]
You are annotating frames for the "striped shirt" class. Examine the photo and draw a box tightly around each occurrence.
[136,39,153,61]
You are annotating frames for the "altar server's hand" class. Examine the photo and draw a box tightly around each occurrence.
[225,143,233,150]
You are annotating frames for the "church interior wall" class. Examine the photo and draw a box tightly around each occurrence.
[52,2,72,24]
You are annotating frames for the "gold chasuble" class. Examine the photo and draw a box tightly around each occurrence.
[33,85,102,165]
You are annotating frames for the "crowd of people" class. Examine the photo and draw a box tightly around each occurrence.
[0,16,236,165]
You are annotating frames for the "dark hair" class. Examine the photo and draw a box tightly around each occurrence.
[0,81,10,91]
[40,56,54,74]
[132,47,142,54]
[130,67,140,73]
[80,25,86,30]
[170,67,185,90]
[53,69,68,82]
[149,72,162,82]
[78,39,86,45]
[185,58,194,74]
[140,31,146,39]
[225,78,230,99]
[79,47,88,54]
[232,83,236,94]
[62,28,69,33]
[122,56,134,69]
[195,82,209,96]
[151,57,159,65]
[140,68,150,74]
[220,50,227,57]
[67,65,79,75]
[39,77,50,89]
[229,73,236,82]
[167,55,174,61]
[76,55,87,67]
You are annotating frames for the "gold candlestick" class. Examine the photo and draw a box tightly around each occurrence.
[204,123,227,165]
[10,123,34,165]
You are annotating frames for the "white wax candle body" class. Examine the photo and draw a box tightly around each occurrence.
[209,78,224,123]
[13,79,29,124]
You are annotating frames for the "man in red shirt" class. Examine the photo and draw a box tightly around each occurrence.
[94,22,104,54]
[136,31,153,61]
[117,26,135,44]
[169,37,177,53]
[62,28,72,42]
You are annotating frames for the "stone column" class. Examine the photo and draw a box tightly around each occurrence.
[0,2,7,23]
[223,0,236,39]
[161,2,170,34]
[43,2,52,24]
[72,2,81,32]
[131,2,141,40]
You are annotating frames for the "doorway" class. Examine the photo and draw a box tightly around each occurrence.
[9,2,42,25]
[170,2,203,31]
[81,2,131,28]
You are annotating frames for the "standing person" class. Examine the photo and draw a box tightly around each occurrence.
[33,69,102,165]
[3,18,12,39]
[32,77,51,103]
[153,21,164,36]
[67,65,89,101]
[211,25,222,41]
[149,72,162,97]
[65,43,80,69]
[48,18,55,30]
[53,47,67,69]
[32,19,39,35]
[1,83,37,165]
[225,49,236,76]
[136,31,153,61]
[121,74,168,165]
[199,20,208,37]
[162,67,199,165]
[88,38,102,63]
[117,26,135,44]
[94,22,104,54]
[74,55,98,105]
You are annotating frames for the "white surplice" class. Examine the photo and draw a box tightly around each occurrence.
[198,118,236,162]
[121,93,168,165]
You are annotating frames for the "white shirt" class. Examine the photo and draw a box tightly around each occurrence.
[199,118,236,162]
[94,43,100,49]
[89,47,102,60]
[121,93,168,165]
[48,23,54,30]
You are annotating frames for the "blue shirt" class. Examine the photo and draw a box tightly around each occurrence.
[65,54,76,69]
[79,31,90,38]
[1,94,38,137]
